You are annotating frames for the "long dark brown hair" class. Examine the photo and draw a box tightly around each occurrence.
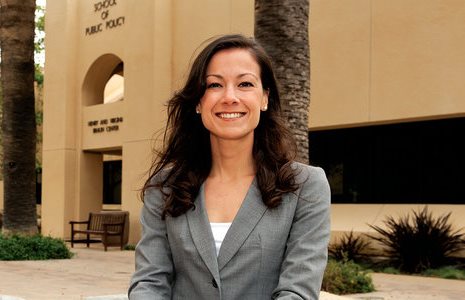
[143,34,299,218]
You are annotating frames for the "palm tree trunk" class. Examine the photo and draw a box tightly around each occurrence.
[255,0,310,164]
[0,0,38,235]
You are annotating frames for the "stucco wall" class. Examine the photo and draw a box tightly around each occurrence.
[42,0,254,243]
[41,0,465,243]
[309,0,465,129]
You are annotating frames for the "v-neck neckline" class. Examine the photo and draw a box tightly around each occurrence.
[186,178,268,271]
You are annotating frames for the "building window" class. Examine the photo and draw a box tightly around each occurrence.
[103,160,122,205]
[36,167,42,204]
[309,117,465,204]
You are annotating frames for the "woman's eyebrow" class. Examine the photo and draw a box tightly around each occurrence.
[238,72,259,80]
[205,73,259,80]
[205,74,223,79]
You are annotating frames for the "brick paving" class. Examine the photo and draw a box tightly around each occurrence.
[1,245,464,299]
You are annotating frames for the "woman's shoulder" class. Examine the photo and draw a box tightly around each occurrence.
[290,162,330,201]
[146,167,173,186]
[291,161,327,183]
[143,168,173,205]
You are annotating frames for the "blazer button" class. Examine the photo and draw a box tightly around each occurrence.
[212,278,218,288]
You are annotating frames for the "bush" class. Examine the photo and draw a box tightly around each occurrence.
[380,266,401,275]
[0,233,73,260]
[322,259,374,295]
[369,207,465,273]
[329,230,371,262]
[124,244,136,251]
[422,266,465,280]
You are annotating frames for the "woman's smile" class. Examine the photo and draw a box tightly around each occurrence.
[216,112,247,120]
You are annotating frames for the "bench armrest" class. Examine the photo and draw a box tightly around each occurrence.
[69,220,89,225]
[70,220,90,234]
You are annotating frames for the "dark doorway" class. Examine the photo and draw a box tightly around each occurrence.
[103,160,122,205]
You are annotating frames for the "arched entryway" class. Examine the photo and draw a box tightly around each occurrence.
[77,53,125,217]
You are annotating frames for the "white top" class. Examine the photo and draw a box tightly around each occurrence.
[210,222,232,256]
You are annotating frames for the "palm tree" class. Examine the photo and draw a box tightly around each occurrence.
[0,0,38,234]
[255,0,310,164]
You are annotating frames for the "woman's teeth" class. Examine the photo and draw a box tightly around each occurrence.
[218,112,244,119]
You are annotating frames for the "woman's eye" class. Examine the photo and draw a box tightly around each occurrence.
[207,82,222,88]
[239,81,254,87]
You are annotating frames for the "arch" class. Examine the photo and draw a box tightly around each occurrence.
[82,53,124,106]
[104,74,124,104]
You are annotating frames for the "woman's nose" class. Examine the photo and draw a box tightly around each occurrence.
[222,85,239,104]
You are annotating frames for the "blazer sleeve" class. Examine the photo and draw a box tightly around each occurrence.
[128,183,174,299]
[272,166,331,300]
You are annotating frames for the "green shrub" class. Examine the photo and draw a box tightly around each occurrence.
[369,207,465,273]
[422,266,465,280]
[322,259,375,295]
[329,230,371,262]
[381,266,401,275]
[0,233,73,260]
[124,244,136,251]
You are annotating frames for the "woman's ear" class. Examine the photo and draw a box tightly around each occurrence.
[196,104,201,114]
[261,89,269,111]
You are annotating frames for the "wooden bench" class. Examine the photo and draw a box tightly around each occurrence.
[69,211,128,251]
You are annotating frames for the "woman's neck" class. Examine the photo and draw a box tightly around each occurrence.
[209,135,255,181]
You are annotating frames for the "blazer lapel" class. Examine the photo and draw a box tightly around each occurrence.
[186,183,220,280]
[217,179,267,271]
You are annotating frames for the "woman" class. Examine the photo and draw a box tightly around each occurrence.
[129,34,330,300]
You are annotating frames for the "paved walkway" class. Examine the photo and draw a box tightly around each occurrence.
[0,244,464,299]
[0,246,133,300]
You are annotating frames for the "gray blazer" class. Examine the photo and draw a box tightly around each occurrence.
[129,163,331,300]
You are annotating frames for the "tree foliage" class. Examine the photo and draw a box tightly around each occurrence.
[34,3,45,85]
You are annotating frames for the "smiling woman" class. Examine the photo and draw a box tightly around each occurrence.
[129,34,331,300]
[197,48,268,145]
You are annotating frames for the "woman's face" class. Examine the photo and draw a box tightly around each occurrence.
[197,48,268,142]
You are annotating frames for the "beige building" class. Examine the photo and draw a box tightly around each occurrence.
[42,0,465,244]
[309,0,465,238]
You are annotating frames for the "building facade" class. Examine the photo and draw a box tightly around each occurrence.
[309,0,465,237]
[42,0,465,243]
